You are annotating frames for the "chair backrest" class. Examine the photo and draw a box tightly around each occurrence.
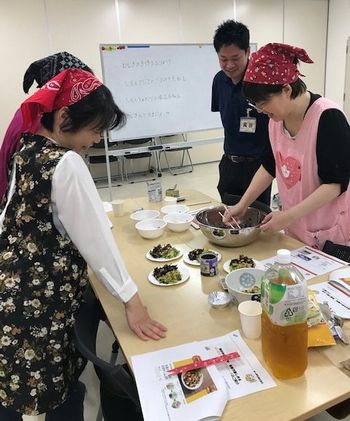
[222,193,272,215]
[322,240,350,263]
[73,286,141,407]
[124,138,152,146]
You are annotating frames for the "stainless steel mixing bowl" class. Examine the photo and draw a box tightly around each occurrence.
[195,206,267,247]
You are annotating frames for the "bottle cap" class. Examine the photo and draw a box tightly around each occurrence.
[276,249,291,264]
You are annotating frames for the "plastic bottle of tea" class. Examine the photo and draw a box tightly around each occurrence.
[261,249,308,379]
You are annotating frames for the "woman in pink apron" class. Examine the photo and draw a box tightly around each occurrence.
[224,43,350,250]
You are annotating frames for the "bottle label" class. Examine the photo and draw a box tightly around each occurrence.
[261,280,308,326]
[147,180,162,202]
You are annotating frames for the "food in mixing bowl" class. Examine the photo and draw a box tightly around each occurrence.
[153,264,181,284]
[150,244,180,259]
[229,255,255,271]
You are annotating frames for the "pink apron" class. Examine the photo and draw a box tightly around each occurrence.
[269,97,350,249]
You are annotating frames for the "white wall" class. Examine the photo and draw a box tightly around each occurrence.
[0,0,328,165]
[325,0,350,109]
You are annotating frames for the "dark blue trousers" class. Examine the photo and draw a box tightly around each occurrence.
[217,154,271,206]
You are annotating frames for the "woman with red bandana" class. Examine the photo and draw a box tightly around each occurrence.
[0,69,166,420]
[223,43,350,250]
[0,52,93,205]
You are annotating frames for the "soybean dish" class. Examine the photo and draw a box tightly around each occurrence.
[229,255,255,271]
[153,264,182,285]
[150,244,180,259]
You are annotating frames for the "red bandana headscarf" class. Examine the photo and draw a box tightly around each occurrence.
[20,68,102,133]
[244,43,313,84]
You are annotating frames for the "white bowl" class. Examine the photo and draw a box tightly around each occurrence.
[160,204,190,215]
[130,209,160,221]
[135,219,167,239]
[163,213,193,232]
[225,268,265,304]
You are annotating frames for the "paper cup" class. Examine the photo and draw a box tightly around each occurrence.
[238,300,262,339]
[111,199,124,217]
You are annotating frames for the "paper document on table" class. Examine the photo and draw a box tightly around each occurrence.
[310,268,350,319]
[259,246,347,281]
[132,342,228,421]
[202,330,276,400]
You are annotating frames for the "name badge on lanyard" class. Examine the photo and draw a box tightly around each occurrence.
[240,108,256,133]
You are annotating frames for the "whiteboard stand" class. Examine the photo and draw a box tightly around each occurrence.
[103,130,113,202]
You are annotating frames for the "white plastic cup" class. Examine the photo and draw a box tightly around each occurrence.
[111,199,124,217]
[238,300,262,339]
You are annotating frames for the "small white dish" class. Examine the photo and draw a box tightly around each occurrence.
[148,265,190,287]
[130,209,160,221]
[160,204,189,215]
[135,219,166,239]
[163,196,178,203]
[145,248,183,262]
[183,250,222,266]
[163,213,193,232]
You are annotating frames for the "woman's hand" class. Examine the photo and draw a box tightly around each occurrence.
[260,210,294,233]
[125,293,167,341]
[222,202,247,226]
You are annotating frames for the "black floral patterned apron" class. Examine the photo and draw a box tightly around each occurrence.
[0,134,88,415]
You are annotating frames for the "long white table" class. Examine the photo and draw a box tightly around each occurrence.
[90,190,350,420]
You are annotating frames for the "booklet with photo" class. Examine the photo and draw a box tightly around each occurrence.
[201,331,276,400]
[132,341,228,421]
[131,331,276,420]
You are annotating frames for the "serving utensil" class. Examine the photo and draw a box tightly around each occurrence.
[319,302,349,345]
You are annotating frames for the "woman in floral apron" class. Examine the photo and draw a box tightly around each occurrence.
[223,43,350,250]
[0,69,167,420]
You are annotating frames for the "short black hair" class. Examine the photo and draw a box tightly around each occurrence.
[213,20,250,53]
[41,85,126,133]
[242,78,307,104]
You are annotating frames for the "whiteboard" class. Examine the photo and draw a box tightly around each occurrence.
[100,44,223,141]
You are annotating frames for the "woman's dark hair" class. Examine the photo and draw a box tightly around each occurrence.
[213,20,250,53]
[41,85,126,133]
[242,78,307,104]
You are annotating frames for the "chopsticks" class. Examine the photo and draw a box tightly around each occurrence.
[218,206,242,230]
[187,200,212,207]
[218,211,235,229]
[223,205,242,229]
[167,351,240,375]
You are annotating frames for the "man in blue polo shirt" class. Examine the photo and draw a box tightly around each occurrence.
[212,20,271,206]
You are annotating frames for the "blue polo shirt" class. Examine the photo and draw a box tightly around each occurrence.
[211,70,269,156]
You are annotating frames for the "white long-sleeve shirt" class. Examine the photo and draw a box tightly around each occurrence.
[0,150,137,303]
